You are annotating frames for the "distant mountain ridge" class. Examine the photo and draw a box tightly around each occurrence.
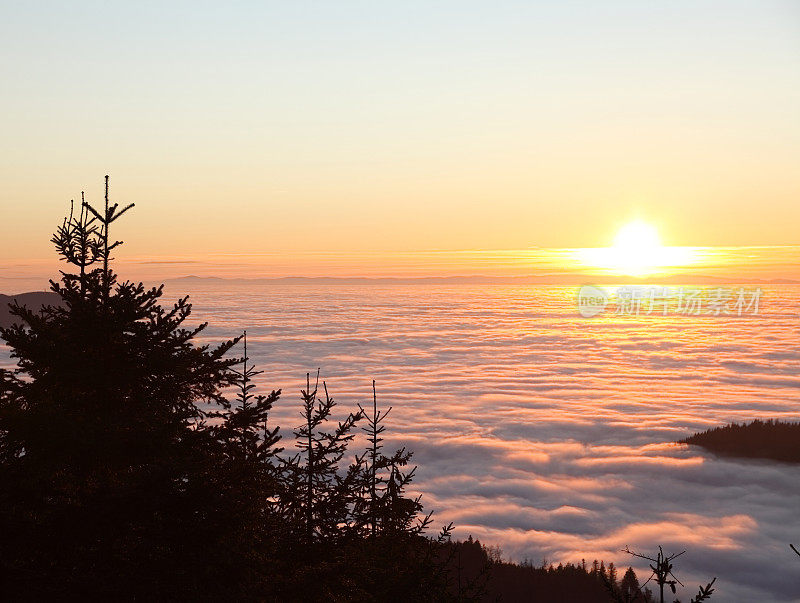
[0,292,62,329]
[167,274,800,286]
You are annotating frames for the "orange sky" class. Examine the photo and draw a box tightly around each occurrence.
[1,2,799,283]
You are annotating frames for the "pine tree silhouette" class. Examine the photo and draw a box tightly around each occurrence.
[356,381,431,539]
[50,193,102,294]
[211,331,282,462]
[621,546,715,603]
[0,179,247,598]
[282,370,363,544]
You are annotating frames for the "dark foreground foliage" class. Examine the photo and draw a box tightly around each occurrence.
[681,419,800,463]
[0,181,470,600]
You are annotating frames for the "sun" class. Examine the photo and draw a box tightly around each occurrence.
[613,221,661,252]
[576,220,693,276]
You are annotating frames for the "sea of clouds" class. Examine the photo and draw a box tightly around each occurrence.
[4,283,800,600]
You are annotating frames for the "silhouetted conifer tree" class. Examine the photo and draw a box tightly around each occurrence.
[355,381,431,539]
[211,331,282,462]
[0,178,251,598]
[604,566,654,603]
[621,546,715,603]
[620,567,645,602]
[282,371,363,544]
[50,193,101,295]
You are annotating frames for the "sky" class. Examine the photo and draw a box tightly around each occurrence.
[1,1,799,281]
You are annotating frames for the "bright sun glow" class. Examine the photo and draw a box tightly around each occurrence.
[613,221,661,251]
[576,220,694,276]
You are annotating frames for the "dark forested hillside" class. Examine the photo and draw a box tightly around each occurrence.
[681,419,800,463]
[0,292,61,328]
[447,536,653,602]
